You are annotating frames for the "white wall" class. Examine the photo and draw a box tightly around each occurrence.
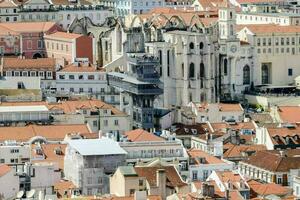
[0,168,19,199]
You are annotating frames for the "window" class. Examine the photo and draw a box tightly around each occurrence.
[70,88,74,92]
[79,88,83,93]
[47,71,52,78]
[277,175,282,184]
[288,68,293,76]
[39,71,44,77]
[79,75,84,80]
[281,37,284,45]
[199,42,204,50]
[0,159,4,163]
[59,75,65,79]
[262,64,270,84]
[189,42,194,50]
[139,180,143,186]
[189,63,195,78]
[130,189,135,195]
[104,120,108,126]
[10,149,19,153]
[257,38,261,46]
[192,171,197,180]
[88,75,94,80]
[88,88,93,93]
[243,65,250,85]
[93,120,97,127]
[69,75,74,79]
[114,120,118,126]
[224,59,228,75]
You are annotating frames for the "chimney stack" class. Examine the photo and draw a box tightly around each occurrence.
[156,169,166,200]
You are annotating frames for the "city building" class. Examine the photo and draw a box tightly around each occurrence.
[107,54,163,130]
[0,141,31,165]
[239,149,300,186]
[64,138,127,195]
[55,59,121,106]
[0,22,61,58]
[0,0,19,22]
[1,57,56,90]
[256,125,300,150]
[0,164,19,199]
[44,32,93,63]
[206,171,250,199]
[0,99,130,133]
[187,149,233,181]
[186,102,244,123]
[0,124,92,143]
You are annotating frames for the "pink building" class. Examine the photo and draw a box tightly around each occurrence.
[44,31,93,64]
[0,22,62,58]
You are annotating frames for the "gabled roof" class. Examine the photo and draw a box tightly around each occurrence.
[134,165,187,188]
[247,179,291,197]
[0,22,58,33]
[67,138,127,156]
[45,31,83,40]
[187,148,226,164]
[0,124,90,142]
[277,106,300,123]
[242,149,300,172]
[223,144,266,158]
[124,129,165,142]
[238,24,300,34]
[2,58,56,71]
[0,164,11,177]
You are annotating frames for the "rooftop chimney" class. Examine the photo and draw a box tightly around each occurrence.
[156,169,166,200]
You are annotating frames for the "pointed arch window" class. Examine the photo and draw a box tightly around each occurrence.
[243,65,250,85]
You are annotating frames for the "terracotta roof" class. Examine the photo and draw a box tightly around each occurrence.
[242,149,300,172]
[197,103,243,112]
[267,126,300,146]
[210,121,255,132]
[124,129,165,142]
[58,63,104,72]
[54,180,77,198]
[45,31,83,40]
[239,24,300,34]
[0,0,17,7]
[2,58,55,71]
[0,164,11,177]
[0,99,126,116]
[187,148,225,164]
[32,144,66,170]
[91,195,162,200]
[172,122,213,135]
[223,144,267,159]
[134,166,187,188]
[247,179,291,198]
[278,106,300,123]
[196,0,225,10]
[0,22,58,33]
[0,124,91,142]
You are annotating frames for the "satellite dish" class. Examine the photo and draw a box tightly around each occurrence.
[16,191,24,199]
[27,189,35,198]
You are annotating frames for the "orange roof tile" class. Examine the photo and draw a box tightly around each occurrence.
[247,179,291,197]
[187,149,225,164]
[124,129,165,142]
[54,180,77,198]
[59,63,104,72]
[223,144,266,158]
[32,144,66,170]
[0,99,126,116]
[0,124,91,142]
[0,164,11,177]
[198,103,243,112]
[239,24,300,34]
[2,58,55,71]
[134,166,187,188]
[45,31,83,40]
[278,106,300,123]
[0,0,17,7]
[0,22,58,33]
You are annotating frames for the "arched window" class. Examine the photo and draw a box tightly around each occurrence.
[200,63,205,78]
[189,42,194,50]
[189,63,195,78]
[230,25,234,36]
[200,63,205,88]
[182,63,184,77]
[158,50,162,76]
[199,42,204,50]
[224,59,228,75]
[262,64,270,84]
[67,14,71,20]
[243,65,250,85]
